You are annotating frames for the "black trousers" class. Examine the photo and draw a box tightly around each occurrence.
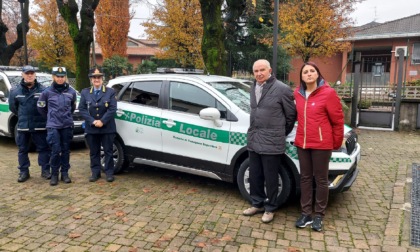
[248,151,284,212]
[86,133,115,176]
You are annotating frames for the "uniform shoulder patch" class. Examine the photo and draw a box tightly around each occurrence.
[37,101,46,107]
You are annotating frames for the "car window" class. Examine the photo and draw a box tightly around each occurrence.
[8,76,21,87]
[110,83,126,97]
[119,81,162,108]
[208,81,251,114]
[8,75,52,87]
[169,81,227,118]
[37,76,53,86]
[0,76,8,98]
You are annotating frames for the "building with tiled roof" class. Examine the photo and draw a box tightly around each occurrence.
[288,13,420,87]
[93,36,161,68]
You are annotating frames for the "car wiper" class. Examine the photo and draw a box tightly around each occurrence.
[225,87,238,92]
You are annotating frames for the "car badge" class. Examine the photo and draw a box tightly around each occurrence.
[105,102,108,107]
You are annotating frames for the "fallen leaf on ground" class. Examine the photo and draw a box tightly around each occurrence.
[115,210,125,217]
[327,225,336,230]
[197,242,206,248]
[186,188,198,194]
[68,233,81,239]
[220,235,232,241]
[73,215,82,219]
[143,188,151,193]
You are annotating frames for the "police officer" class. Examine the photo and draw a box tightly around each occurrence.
[9,65,51,182]
[37,67,77,186]
[78,67,117,182]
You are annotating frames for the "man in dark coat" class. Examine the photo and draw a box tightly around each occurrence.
[243,59,296,223]
[78,67,117,182]
[9,65,51,182]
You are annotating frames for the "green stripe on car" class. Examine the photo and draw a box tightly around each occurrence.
[116,109,350,163]
[0,104,9,112]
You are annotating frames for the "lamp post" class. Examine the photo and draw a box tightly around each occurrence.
[18,0,28,65]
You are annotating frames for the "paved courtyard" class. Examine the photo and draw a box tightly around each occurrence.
[0,129,419,251]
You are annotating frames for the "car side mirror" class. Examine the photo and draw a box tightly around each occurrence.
[0,91,6,102]
[199,107,223,127]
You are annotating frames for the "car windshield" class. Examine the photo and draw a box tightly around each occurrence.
[8,75,52,87]
[208,81,251,113]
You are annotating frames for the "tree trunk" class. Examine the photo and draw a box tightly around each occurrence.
[199,0,226,76]
[0,0,29,65]
[56,0,99,90]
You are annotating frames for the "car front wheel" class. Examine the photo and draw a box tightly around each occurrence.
[100,138,127,174]
[237,157,292,208]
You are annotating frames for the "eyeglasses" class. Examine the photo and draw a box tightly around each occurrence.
[91,76,102,79]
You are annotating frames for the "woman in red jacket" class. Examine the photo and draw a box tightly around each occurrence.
[293,62,344,232]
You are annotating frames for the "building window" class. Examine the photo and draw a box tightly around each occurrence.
[412,43,420,64]
[372,63,384,77]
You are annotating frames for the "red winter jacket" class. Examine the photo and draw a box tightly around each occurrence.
[293,80,344,150]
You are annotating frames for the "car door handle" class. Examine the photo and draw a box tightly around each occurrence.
[116,109,126,117]
[162,119,176,127]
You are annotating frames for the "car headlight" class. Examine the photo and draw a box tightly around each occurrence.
[336,131,357,155]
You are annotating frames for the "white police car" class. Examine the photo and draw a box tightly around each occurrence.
[107,74,361,206]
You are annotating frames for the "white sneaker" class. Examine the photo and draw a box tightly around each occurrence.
[261,212,274,223]
[243,207,264,216]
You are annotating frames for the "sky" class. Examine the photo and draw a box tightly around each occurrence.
[128,0,420,39]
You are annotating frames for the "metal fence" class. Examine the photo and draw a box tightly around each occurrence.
[334,85,420,100]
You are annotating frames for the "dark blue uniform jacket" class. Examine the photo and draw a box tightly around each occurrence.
[78,86,117,134]
[9,79,47,132]
[37,82,77,129]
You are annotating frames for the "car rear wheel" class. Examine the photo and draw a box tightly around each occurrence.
[237,157,292,207]
[100,138,127,174]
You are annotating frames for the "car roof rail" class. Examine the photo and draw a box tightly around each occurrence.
[0,66,40,71]
[155,67,204,74]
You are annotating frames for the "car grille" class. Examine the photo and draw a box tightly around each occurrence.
[345,131,357,155]
[72,110,84,122]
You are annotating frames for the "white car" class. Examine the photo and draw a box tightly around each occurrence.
[0,66,84,143]
[107,74,361,206]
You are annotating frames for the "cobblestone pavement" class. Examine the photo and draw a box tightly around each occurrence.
[0,129,419,252]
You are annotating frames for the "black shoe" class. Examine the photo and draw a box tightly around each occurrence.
[18,173,30,183]
[41,171,51,180]
[106,175,114,182]
[311,216,323,232]
[89,174,101,182]
[295,214,313,228]
[61,174,72,183]
[50,175,58,186]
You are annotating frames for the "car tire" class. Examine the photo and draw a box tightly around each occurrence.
[236,157,292,207]
[101,138,127,174]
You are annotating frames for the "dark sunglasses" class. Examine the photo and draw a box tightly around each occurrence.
[91,76,102,79]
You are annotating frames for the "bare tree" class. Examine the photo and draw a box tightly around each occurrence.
[0,0,29,65]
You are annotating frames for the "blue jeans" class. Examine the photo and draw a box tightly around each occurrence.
[16,131,50,174]
[46,128,73,176]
